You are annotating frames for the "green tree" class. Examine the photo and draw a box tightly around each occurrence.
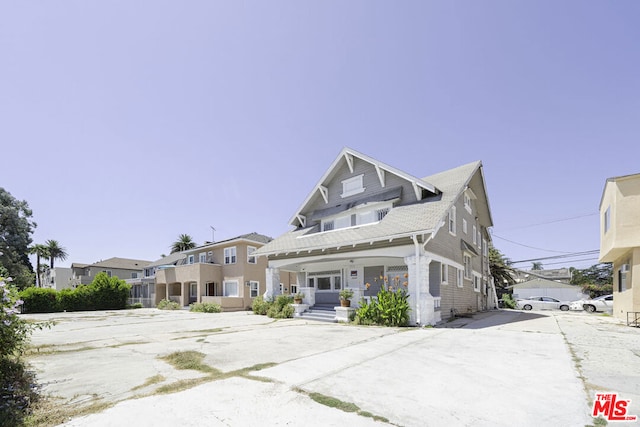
[29,244,49,287]
[171,234,196,253]
[44,239,67,269]
[0,188,36,290]
[570,263,613,298]
[489,246,516,295]
[531,262,543,270]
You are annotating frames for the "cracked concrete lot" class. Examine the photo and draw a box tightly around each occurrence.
[22,308,640,426]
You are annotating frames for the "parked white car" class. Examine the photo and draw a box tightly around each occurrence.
[569,300,585,311]
[517,296,570,311]
[581,294,614,313]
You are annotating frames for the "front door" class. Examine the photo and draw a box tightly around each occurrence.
[189,282,197,304]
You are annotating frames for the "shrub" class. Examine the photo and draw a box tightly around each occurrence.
[91,272,130,310]
[157,299,181,310]
[19,287,59,313]
[266,295,294,319]
[501,293,517,309]
[190,302,222,313]
[1,277,46,426]
[129,302,144,309]
[354,275,410,327]
[251,296,271,315]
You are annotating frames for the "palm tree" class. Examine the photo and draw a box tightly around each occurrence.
[489,246,516,292]
[29,244,50,287]
[171,234,196,253]
[45,239,68,269]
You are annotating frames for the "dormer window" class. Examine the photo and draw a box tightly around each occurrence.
[341,175,365,198]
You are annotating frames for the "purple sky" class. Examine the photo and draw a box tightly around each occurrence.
[2,1,639,270]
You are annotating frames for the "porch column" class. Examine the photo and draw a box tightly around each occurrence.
[264,267,281,300]
[404,255,434,326]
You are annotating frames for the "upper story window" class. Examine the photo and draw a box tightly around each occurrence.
[472,225,477,244]
[131,272,138,279]
[341,175,365,198]
[448,207,457,235]
[102,270,112,277]
[187,255,195,265]
[247,246,257,264]
[319,202,392,234]
[464,193,472,213]
[199,252,207,263]
[462,219,468,234]
[224,247,237,264]
[463,254,472,279]
[604,206,611,233]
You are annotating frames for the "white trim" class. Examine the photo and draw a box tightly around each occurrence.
[448,207,457,235]
[344,152,354,173]
[457,268,464,288]
[462,219,468,234]
[223,280,239,297]
[247,246,257,264]
[224,247,237,265]
[375,164,385,187]
[318,185,329,204]
[441,263,449,284]
[249,280,259,298]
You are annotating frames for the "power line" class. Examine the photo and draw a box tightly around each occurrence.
[491,233,581,254]
[538,257,600,267]
[511,250,600,264]
[498,212,598,231]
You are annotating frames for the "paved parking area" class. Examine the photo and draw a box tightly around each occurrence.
[22,308,640,426]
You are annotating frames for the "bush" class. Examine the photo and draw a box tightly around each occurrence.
[1,277,45,426]
[267,295,294,319]
[91,273,130,310]
[19,287,59,313]
[501,293,517,309]
[251,296,271,315]
[190,302,222,313]
[157,299,181,310]
[129,302,144,309]
[354,275,410,327]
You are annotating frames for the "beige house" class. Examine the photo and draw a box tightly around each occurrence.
[154,232,276,311]
[70,257,151,286]
[599,172,640,323]
[254,147,497,325]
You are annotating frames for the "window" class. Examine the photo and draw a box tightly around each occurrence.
[290,284,298,294]
[482,239,488,257]
[131,272,138,279]
[247,246,257,264]
[472,225,477,245]
[619,269,627,292]
[249,281,259,298]
[477,229,482,248]
[322,220,334,231]
[473,276,480,292]
[190,282,197,298]
[448,207,456,235]
[457,268,463,288]
[441,264,448,284]
[462,219,468,234]
[464,193,472,213]
[341,175,365,198]
[187,255,195,265]
[464,255,472,279]
[604,206,611,233]
[199,252,207,263]
[307,271,342,291]
[224,247,236,264]
[102,270,112,277]
[223,280,239,297]
[376,208,389,221]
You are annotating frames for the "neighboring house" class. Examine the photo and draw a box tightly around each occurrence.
[70,257,151,287]
[253,147,497,325]
[509,278,588,302]
[599,172,640,322]
[126,252,187,308]
[48,267,73,291]
[154,232,276,311]
[512,268,572,284]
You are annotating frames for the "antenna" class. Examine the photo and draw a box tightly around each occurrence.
[210,226,216,243]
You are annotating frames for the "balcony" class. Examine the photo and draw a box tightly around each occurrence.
[155,262,221,285]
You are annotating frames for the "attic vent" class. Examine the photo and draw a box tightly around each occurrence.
[387,265,408,273]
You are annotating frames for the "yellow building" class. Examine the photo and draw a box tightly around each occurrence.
[599,172,640,324]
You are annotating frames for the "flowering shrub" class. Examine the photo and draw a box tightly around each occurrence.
[1,276,45,425]
[354,274,411,327]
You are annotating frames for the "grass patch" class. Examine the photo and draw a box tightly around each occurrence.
[25,345,96,356]
[131,374,165,391]
[159,351,219,374]
[108,341,149,348]
[24,396,114,427]
[296,389,390,423]
[230,362,278,383]
[187,328,224,333]
[155,377,213,394]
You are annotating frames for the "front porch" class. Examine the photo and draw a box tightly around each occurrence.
[263,246,443,326]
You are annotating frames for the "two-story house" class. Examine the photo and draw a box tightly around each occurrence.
[254,148,496,325]
[70,257,151,287]
[154,232,277,311]
[599,172,640,323]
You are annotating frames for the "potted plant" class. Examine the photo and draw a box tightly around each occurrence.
[293,292,305,304]
[339,288,354,307]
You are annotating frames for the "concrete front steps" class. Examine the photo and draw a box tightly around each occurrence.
[298,304,337,323]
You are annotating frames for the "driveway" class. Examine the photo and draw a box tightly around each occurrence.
[22,309,639,426]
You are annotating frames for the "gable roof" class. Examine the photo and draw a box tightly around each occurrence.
[86,257,152,270]
[187,232,273,253]
[289,147,440,228]
[599,171,640,209]
[255,155,490,257]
